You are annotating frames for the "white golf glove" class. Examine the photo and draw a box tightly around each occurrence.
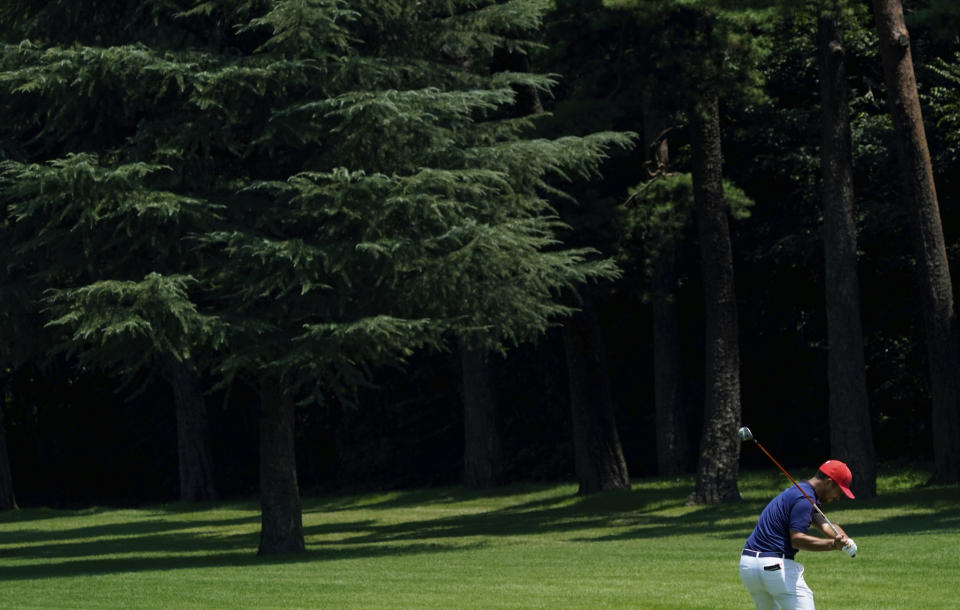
[842,538,857,557]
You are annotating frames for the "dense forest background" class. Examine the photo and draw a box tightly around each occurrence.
[2,0,960,516]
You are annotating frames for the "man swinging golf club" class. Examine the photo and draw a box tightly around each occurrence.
[737,426,856,610]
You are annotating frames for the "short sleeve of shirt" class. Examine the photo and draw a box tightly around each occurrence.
[788,490,815,534]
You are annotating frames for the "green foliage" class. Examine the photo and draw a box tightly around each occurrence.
[927,52,960,165]
[44,273,225,374]
[0,0,633,404]
[0,154,215,276]
[240,0,357,57]
[598,0,774,110]
[908,0,960,44]
[617,173,752,299]
[417,0,552,57]
[620,174,696,276]
[0,153,222,386]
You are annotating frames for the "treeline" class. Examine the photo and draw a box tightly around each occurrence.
[2,0,959,555]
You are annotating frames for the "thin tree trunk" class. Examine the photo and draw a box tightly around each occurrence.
[258,374,305,555]
[170,359,217,502]
[643,101,688,476]
[688,74,742,505]
[0,380,17,510]
[872,0,960,483]
[562,295,630,494]
[818,12,877,498]
[652,245,687,476]
[461,343,502,488]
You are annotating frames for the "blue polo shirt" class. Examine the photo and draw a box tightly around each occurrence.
[743,482,819,560]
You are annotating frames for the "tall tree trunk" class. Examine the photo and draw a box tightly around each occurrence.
[643,101,688,476]
[0,380,17,510]
[258,374,305,555]
[562,295,630,494]
[170,359,217,502]
[818,13,877,498]
[687,76,742,505]
[461,343,502,488]
[872,0,960,483]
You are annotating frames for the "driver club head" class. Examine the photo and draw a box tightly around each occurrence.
[737,426,754,442]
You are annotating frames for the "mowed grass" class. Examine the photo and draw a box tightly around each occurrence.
[1,465,957,609]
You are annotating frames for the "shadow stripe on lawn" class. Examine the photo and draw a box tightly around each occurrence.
[0,541,485,580]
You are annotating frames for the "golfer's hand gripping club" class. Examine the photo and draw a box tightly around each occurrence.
[821,516,857,557]
[737,426,857,558]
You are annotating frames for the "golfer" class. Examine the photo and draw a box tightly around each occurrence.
[739,460,855,609]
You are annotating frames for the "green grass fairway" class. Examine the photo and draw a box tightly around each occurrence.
[1,466,957,608]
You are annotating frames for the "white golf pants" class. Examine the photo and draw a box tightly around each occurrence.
[739,553,815,610]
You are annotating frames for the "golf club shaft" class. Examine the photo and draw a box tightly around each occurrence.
[751,439,842,538]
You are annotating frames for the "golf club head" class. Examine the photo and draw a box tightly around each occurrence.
[737,426,754,442]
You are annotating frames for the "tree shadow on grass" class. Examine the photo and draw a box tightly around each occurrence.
[303,482,580,513]
[299,482,761,547]
[2,478,955,580]
[0,541,487,581]
[0,514,259,549]
[834,484,960,538]
[0,506,488,580]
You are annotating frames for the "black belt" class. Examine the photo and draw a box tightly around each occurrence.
[742,549,784,558]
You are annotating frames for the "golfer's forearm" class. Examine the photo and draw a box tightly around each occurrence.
[790,532,837,552]
[820,521,846,538]
[813,513,847,538]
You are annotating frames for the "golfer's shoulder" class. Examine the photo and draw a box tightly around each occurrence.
[778,485,807,507]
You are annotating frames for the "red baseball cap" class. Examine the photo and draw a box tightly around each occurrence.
[819,460,855,499]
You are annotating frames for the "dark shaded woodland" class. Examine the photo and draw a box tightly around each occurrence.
[2,1,959,539]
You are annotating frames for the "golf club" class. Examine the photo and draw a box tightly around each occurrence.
[737,426,857,557]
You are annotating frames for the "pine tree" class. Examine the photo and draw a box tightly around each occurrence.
[1,0,632,552]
